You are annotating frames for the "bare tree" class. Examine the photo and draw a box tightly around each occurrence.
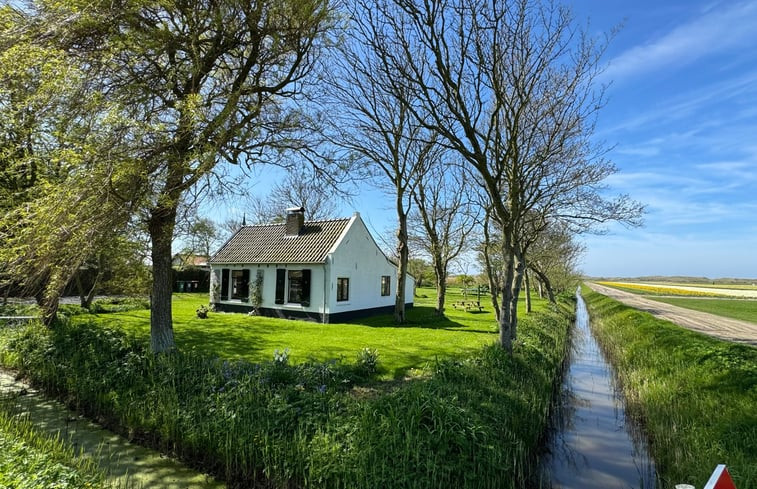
[363,0,642,351]
[247,168,341,224]
[324,0,438,323]
[410,160,478,315]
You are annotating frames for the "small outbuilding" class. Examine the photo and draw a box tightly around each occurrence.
[208,207,414,322]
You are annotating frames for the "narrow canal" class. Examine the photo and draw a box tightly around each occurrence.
[0,370,223,489]
[540,289,657,488]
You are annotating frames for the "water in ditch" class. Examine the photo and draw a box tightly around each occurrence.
[0,370,224,489]
[540,289,657,489]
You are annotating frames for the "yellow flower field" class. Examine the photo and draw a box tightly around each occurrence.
[596,282,723,297]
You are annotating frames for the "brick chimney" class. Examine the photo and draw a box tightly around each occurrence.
[285,206,305,236]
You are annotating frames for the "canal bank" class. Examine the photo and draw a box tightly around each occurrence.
[541,290,657,488]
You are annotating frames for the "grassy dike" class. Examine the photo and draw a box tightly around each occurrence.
[581,286,757,488]
[0,299,572,489]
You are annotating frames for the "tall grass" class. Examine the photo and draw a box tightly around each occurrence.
[0,299,572,488]
[582,286,757,488]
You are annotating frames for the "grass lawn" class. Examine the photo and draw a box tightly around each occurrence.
[84,287,546,379]
[651,297,757,324]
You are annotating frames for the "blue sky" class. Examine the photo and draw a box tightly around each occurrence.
[571,0,757,278]
[206,0,757,279]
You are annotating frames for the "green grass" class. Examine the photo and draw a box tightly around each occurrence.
[1,287,569,489]
[582,285,757,488]
[651,297,757,324]
[83,287,544,379]
[0,396,110,489]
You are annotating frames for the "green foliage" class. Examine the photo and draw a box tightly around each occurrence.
[89,297,149,314]
[87,290,523,379]
[355,347,379,376]
[0,291,572,488]
[582,286,757,488]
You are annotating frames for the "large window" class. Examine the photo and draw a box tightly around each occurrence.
[337,277,349,302]
[277,269,312,305]
[288,270,305,303]
[381,275,391,296]
[231,270,250,301]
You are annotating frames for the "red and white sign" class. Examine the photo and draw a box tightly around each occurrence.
[703,465,737,489]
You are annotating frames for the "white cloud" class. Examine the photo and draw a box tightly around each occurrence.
[604,1,757,82]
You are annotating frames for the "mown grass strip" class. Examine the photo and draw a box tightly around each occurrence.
[0,393,111,489]
[650,297,757,324]
[0,296,571,488]
[582,286,757,488]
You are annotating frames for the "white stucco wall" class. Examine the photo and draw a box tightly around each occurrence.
[325,215,415,314]
[211,264,328,315]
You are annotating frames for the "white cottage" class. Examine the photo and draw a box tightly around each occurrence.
[209,208,414,322]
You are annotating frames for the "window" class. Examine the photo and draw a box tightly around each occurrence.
[381,275,391,296]
[283,269,311,305]
[337,277,349,302]
[221,269,230,300]
[231,270,250,301]
[288,270,304,303]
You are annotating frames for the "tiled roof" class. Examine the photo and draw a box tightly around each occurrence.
[210,218,351,264]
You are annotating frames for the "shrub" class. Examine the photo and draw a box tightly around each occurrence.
[196,305,209,319]
[355,347,379,376]
[89,297,149,314]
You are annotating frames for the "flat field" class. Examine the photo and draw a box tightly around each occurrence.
[83,287,541,379]
[597,281,757,298]
[651,297,757,324]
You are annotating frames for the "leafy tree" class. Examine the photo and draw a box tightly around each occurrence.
[407,257,432,288]
[0,0,333,350]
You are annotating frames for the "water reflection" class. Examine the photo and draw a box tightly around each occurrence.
[541,289,656,489]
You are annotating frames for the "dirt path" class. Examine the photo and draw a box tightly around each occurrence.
[585,282,757,347]
[0,370,224,489]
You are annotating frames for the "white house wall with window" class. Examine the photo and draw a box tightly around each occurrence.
[208,208,414,322]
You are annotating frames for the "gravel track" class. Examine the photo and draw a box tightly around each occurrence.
[585,282,757,347]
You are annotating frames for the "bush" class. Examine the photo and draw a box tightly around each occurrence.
[355,347,379,376]
[89,297,149,314]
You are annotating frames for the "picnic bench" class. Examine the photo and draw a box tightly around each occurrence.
[452,301,483,312]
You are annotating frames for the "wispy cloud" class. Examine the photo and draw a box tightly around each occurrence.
[604,1,757,82]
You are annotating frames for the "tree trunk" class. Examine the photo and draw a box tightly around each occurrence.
[507,249,526,342]
[434,263,447,316]
[525,268,532,313]
[394,209,409,324]
[497,240,516,353]
[75,264,101,310]
[482,217,500,323]
[149,205,177,353]
[530,266,556,303]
